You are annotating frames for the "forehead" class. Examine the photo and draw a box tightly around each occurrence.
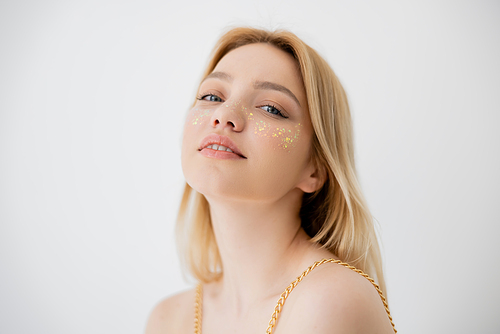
[212,43,305,97]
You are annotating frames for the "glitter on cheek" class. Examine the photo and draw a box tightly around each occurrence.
[247,109,270,135]
[246,111,254,121]
[270,123,302,151]
[246,108,302,152]
[254,120,271,136]
[190,108,212,125]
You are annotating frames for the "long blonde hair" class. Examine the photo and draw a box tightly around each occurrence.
[176,27,386,294]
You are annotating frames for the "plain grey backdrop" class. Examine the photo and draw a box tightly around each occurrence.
[1,1,499,333]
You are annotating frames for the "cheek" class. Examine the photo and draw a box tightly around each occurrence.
[269,123,302,150]
[181,115,201,171]
[248,126,311,198]
[247,113,303,152]
[188,107,212,126]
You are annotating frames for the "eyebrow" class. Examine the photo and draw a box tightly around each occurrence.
[203,71,233,82]
[202,71,301,107]
[254,81,301,107]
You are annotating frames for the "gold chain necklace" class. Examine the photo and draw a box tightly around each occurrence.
[194,258,397,334]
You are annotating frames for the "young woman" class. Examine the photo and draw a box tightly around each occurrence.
[146,27,396,334]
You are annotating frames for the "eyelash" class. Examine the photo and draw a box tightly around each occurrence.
[197,93,223,103]
[197,93,288,119]
[259,104,288,118]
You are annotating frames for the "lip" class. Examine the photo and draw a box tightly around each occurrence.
[198,134,247,159]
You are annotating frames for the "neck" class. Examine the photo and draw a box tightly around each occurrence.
[205,189,315,309]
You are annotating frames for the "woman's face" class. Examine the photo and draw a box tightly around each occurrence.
[181,43,317,202]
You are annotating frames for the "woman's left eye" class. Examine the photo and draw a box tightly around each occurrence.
[260,105,288,118]
[198,94,223,102]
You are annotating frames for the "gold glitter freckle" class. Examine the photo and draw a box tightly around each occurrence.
[191,109,212,125]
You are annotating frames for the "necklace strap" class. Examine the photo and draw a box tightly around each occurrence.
[265,258,396,333]
[194,258,397,334]
[194,283,203,334]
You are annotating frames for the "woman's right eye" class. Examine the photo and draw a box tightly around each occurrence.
[199,94,223,102]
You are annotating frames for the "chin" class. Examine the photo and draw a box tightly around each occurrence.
[185,173,255,202]
[182,155,248,200]
[182,153,300,203]
[185,173,301,208]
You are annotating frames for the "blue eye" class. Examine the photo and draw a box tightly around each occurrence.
[260,105,288,118]
[199,94,223,102]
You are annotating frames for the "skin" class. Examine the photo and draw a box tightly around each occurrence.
[145,43,394,334]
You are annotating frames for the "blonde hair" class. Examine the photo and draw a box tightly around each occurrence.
[176,27,386,294]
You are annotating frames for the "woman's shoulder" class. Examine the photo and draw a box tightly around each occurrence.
[276,260,395,334]
[145,287,196,334]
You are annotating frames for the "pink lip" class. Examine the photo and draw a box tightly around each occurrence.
[198,134,247,159]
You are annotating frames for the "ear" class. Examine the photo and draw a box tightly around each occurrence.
[296,160,327,194]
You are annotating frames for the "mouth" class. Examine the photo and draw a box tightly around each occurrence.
[204,144,235,153]
[198,134,247,159]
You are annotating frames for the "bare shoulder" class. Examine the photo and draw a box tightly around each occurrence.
[276,262,394,334]
[145,288,195,334]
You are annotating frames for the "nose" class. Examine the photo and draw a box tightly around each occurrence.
[210,102,245,132]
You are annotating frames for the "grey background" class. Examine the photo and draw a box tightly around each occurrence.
[1,1,499,333]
